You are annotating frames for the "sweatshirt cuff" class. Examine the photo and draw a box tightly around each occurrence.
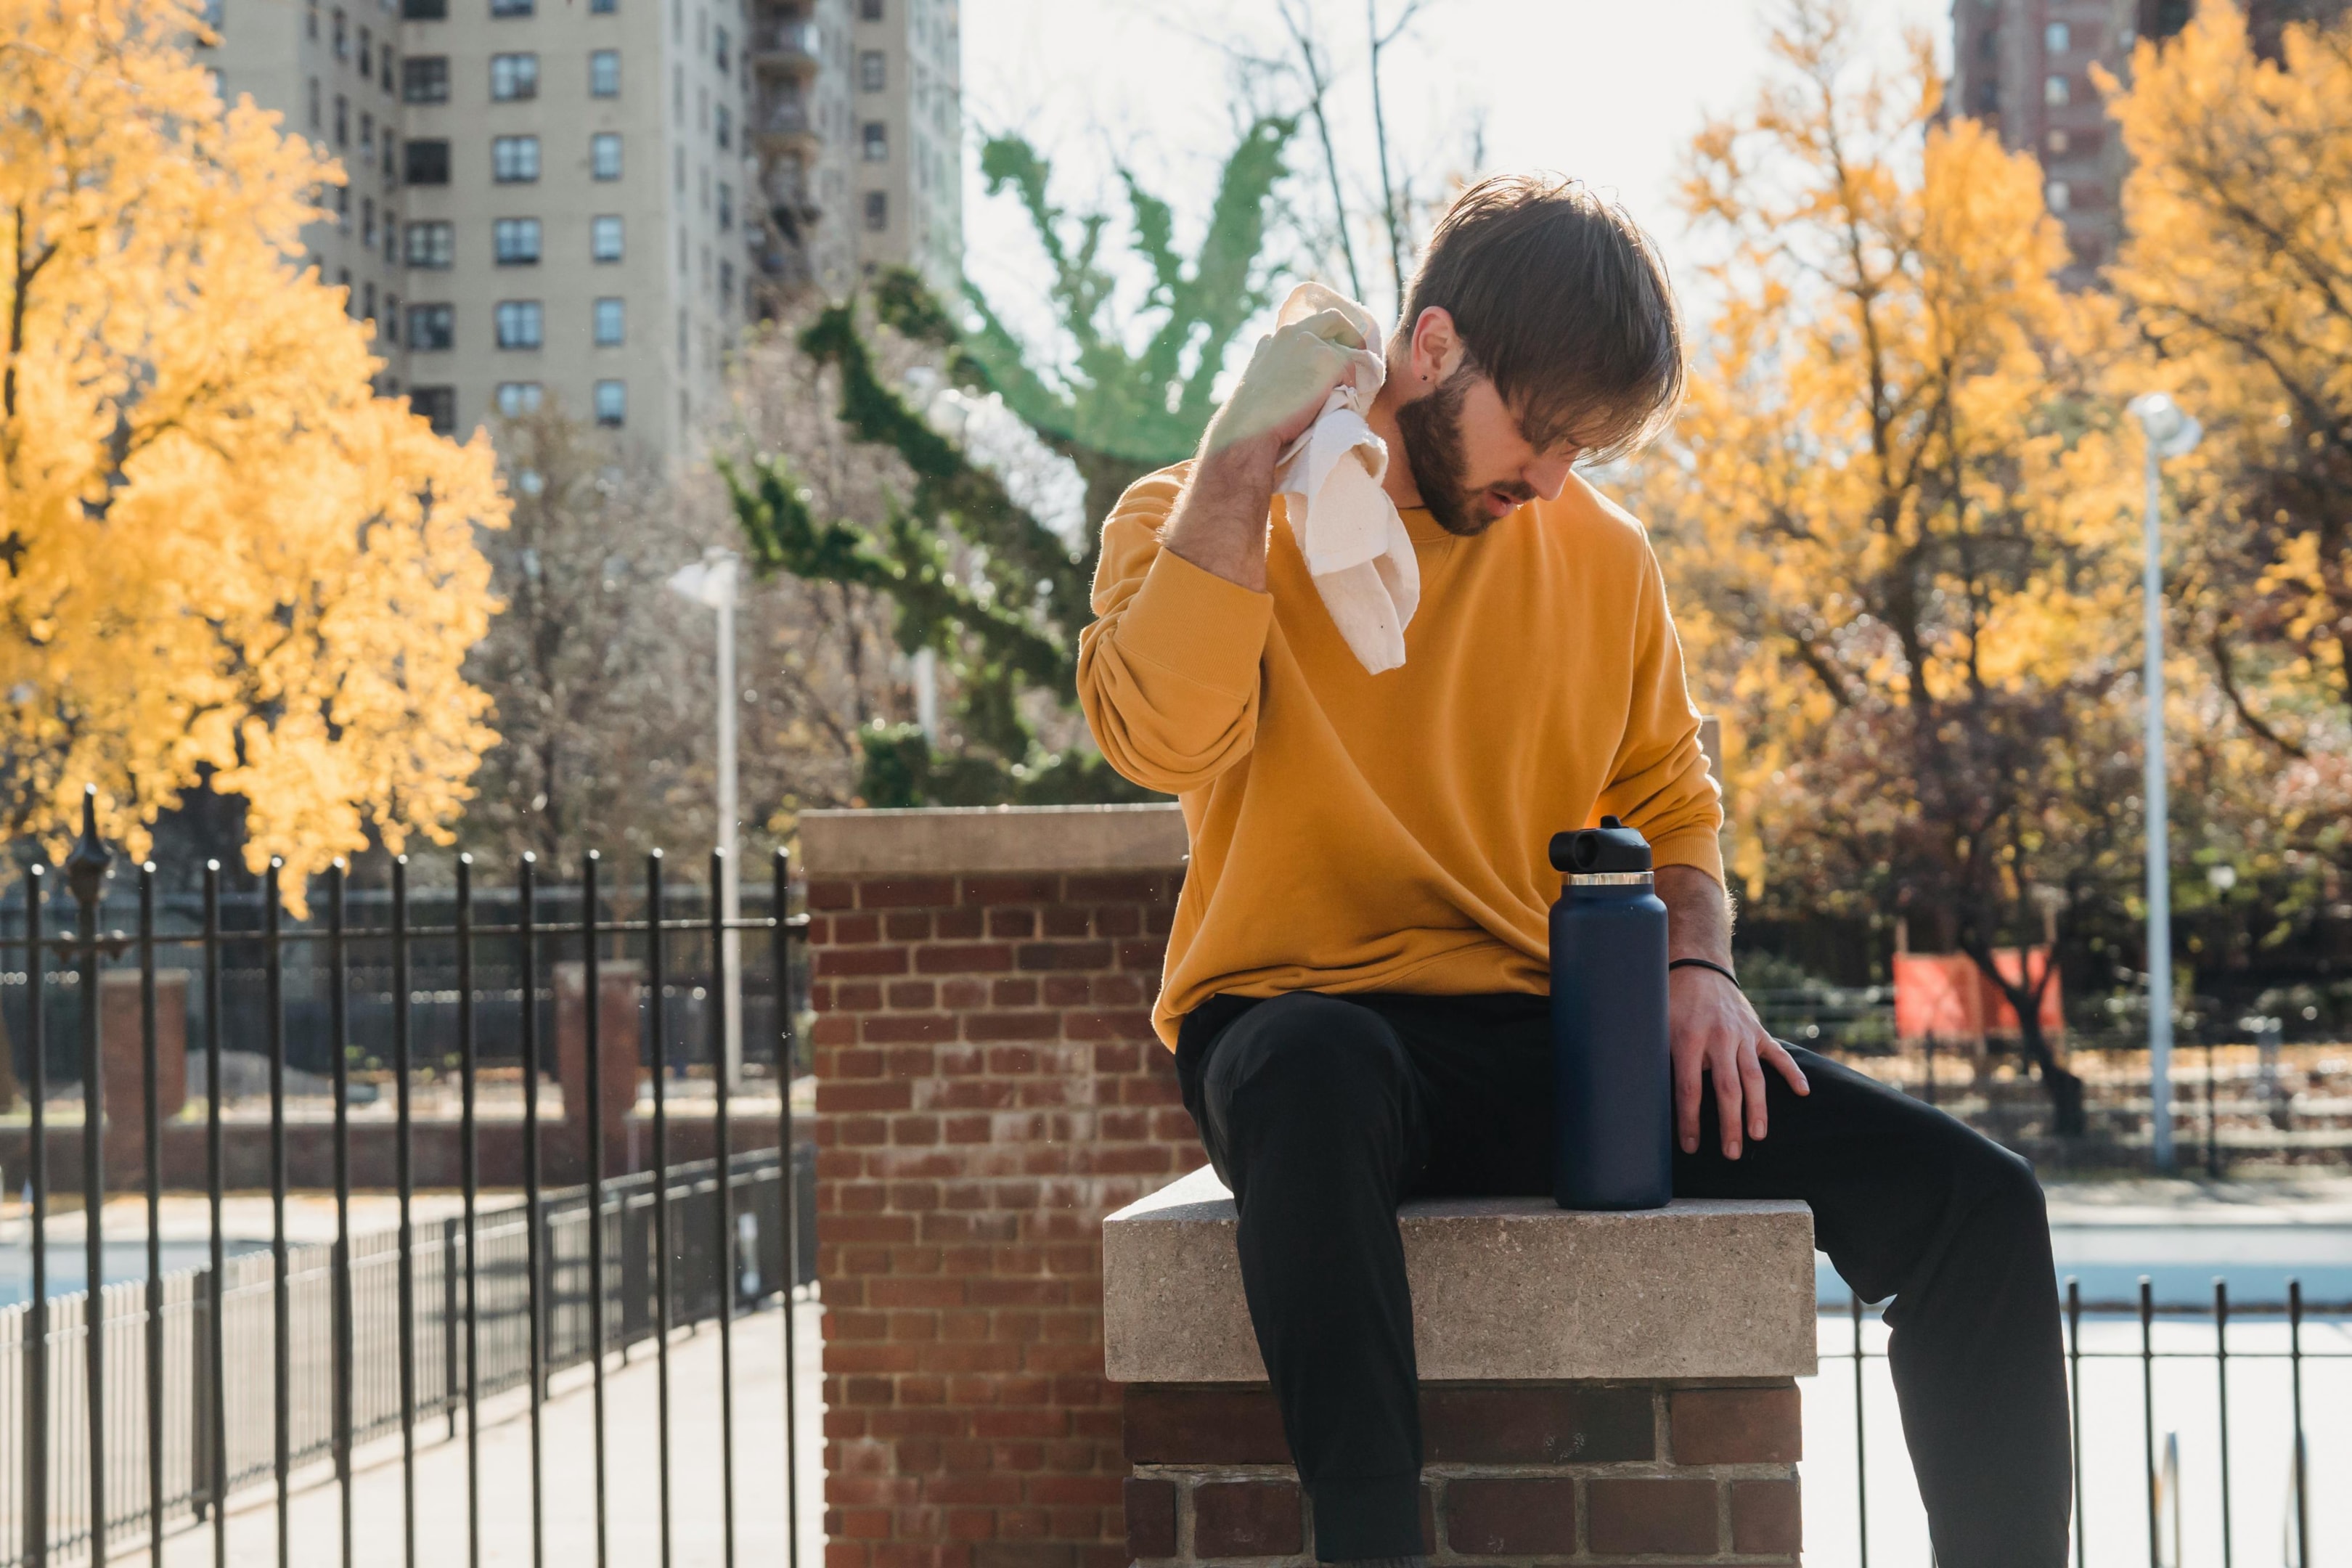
[1650,828,1727,891]
[1114,547,1274,699]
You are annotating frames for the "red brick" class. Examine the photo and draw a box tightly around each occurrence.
[862,1014,958,1044]
[962,875,1061,905]
[886,1046,939,1077]
[1114,941,1166,970]
[1731,1479,1802,1555]
[1421,1383,1654,1464]
[918,944,1016,975]
[861,877,958,908]
[1041,907,1092,938]
[833,914,883,944]
[989,979,1040,1007]
[1042,976,1092,1007]
[888,981,939,1010]
[820,948,911,978]
[1016,942,1113,971]
[1122,1387,1291,1465]
[988,909,1038,938]
[886,912,933,941]
[936,908,987,939]
[1091,906,1141,937]
[1090,1044,1140,1075]
[1585,1478,1720,1556]
[812,1016,859,1046]
[1444,1477,1579,1556]
[819,1082,915,1114]
[837,983,886,1012]
[1193,1481,1302,1558]
[941,981,988,1010]
[808,879,856,910]
[967,1012,1059,1042]
[1669,1384,1801,1464]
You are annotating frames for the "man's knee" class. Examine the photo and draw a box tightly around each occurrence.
[1206,993,1409,1138]
[1948,1130,2049,1238]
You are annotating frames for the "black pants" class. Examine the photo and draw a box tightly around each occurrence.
[1175,990,2071,1567]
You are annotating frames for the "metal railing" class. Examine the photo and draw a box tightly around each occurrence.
[3,791,808,1568]
[1828,1280,2348,1567]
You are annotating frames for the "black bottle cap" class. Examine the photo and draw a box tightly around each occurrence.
[1548,814,1654,874]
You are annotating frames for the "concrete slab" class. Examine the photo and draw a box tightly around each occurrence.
[1103,1166,1817,1384]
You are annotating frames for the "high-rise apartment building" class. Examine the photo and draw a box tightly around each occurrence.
[1950,0,2344,286]
[746,0,960,303]
[203,0,958,452]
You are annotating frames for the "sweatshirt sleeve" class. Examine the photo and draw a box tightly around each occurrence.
[1598,539,1726,886]
[1076,465,1275,794]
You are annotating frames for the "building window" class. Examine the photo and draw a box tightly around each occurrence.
[718,258,732,302]
[493,135,540,182]
[2046,180,2071,212]
[859,50,883,91]
[401,55,448,102]
[491,0,532,15]
[2049,129,2071,155]
[362,197,375,245]
[857,0,880,19]
[595,380,626,426]
[384,293,400,341]
[401,0,446,15]
[362,279,376,319]
[334,94,348,144]
[713,25,728,69]
[407,303,454,349]
[358,26,372,72]
[491,52,539,99]
[494,216,542,264]
[335,185,351,230]
[306,0,318,36]
[383,219,397,264]
[594,296,625,346]
[2046,21,2070,52]
[403,139,450,186]
[863,189,885,230]
[716,181,732,231]
[591,133,623,180]
[332,7,346,57]
[307,76,321,128]
[862,122,886,161]
[380,46,394,91]
[409,386,457,433]
[714,104,730,150]
[496,381,544,417]
[360,111,374,153]
[1975,79,1999,113]
[589,49,620,96]
[590,214,624,260]
[337,267,352,311]
[407,221,452,266]
[590,0,615,12]
[2045,73,2070,106]
[495,300,544,348]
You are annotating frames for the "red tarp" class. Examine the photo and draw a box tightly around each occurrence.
[1893,948,2063,1042]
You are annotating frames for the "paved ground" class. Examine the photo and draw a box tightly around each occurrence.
[111,1294,825,1567]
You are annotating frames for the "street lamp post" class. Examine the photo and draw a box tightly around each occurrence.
[2126,393,2202,1172]
[668,547,743,1087]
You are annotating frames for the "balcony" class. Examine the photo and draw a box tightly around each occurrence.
[750,15,818,72]
[754,97,817,150]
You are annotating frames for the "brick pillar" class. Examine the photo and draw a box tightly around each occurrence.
[99,968,189,1186]
[1122,1384,1801,1564]
[802,804,1203,1568]
[554,960,643,1178]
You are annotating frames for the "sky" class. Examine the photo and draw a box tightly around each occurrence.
[954,0,1956,345]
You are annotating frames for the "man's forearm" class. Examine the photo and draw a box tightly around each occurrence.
[1657,864,1735,968]
[1162,438,1278,592]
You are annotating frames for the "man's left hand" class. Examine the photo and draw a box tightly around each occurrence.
[1669,965,1809,1160]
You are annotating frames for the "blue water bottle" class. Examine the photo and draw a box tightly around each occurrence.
[1549,815,1673,1211]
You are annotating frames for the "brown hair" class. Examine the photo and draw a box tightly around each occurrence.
[1396,173,1685,463]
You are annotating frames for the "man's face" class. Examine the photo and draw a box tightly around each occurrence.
[1392,363,1582,536]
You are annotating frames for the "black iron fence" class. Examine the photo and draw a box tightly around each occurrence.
[2,791,808,1568]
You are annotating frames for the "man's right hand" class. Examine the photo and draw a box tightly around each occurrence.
[1165,311,1371,592]
[1204,309,1372,462]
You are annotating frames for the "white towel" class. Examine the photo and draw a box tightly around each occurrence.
[1270,282,1421,675]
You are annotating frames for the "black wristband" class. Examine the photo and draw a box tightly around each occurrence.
[1669,957,1740,987]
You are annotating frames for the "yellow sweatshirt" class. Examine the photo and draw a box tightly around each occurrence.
[1077,461,1724,1050]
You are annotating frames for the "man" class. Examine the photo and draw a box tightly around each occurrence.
[1075,175,2070,1568]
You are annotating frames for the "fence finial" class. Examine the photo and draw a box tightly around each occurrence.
[65,781,111,907]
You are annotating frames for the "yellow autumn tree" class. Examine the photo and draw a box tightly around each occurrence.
[0,0,505,889]
[2104,0,2352,877]
[1635,0,2148,1130]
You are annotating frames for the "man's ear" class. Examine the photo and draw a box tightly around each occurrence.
[1405,306,1464,385]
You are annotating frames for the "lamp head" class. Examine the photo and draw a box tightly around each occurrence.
[2128,393,2203,459]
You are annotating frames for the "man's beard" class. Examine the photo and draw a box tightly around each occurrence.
[1391,366,1533,537]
